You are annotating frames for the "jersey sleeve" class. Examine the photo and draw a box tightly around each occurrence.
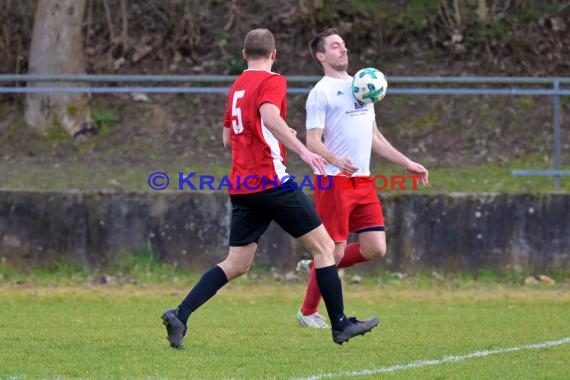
[305,87,327,130]
[257,74,286,110]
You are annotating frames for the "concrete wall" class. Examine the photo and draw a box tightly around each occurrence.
[0,190,568,273]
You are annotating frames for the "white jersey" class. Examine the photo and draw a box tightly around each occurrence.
[306,75,375,176]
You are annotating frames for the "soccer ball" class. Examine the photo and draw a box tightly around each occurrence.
[352,67,388,104]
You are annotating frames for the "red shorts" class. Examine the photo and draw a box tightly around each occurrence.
[313,175,385,242]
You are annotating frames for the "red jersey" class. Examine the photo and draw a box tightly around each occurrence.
[223,70,289,194]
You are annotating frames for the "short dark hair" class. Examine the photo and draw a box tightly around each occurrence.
[308,28,341,66]
[243,29,275,59]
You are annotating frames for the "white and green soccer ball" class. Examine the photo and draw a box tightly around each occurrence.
[352,67,388,104]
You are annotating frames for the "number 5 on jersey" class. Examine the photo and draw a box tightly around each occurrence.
[231,90,245,134]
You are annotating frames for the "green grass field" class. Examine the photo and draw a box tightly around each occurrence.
[1,278,569,380]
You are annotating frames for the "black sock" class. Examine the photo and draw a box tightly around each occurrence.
[315,265,348,331]
[177,265,228,324]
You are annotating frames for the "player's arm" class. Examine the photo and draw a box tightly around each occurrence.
[307,128,358,174]
[372,121,429,185]
[259,102,327,175]
[222,126,231,149]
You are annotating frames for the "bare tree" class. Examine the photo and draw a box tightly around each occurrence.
[25,0,94,139]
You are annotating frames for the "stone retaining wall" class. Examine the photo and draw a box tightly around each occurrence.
[1,190,568,273]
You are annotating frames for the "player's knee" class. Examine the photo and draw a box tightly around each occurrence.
[312,238,335,261]
[361,244,386,259]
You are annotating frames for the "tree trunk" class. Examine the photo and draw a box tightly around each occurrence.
[25,0,94,139]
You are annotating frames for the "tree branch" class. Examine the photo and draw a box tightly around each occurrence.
[102,0,115,44]
[120,0,128,51]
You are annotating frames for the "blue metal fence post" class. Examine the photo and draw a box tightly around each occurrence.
[553,80,562,190]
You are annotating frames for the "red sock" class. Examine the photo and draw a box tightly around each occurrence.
[338,243,367,268]
[300,244,368,316]
[300,262,321,315]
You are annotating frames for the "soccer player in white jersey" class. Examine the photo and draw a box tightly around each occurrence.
[295,28,429,329]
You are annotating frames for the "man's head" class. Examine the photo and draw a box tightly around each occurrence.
[243,28,276,60]
[309,28,349,72]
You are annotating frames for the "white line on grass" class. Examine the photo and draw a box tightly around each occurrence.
[296,337,570,380]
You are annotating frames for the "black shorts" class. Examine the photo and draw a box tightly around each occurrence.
[229,184,322,246]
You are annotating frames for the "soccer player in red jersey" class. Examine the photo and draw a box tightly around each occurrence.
[161,28,379,349]
[295,29,429,329]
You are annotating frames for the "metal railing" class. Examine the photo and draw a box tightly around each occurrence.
[1,74,568,189]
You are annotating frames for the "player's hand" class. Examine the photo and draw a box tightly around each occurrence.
[300,151,327,176]
[404,160,429,186]
[333,157,359,174]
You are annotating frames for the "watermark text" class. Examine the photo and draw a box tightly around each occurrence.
[147,172,422,191]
